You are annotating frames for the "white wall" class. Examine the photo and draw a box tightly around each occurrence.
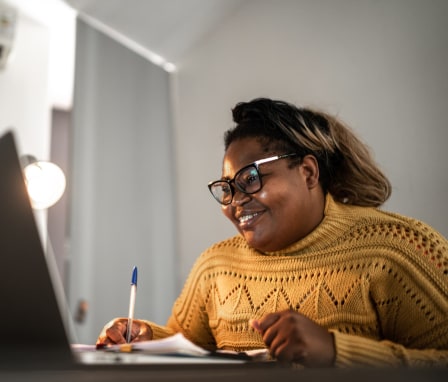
[3,0,448,337]
[0,6,53,241]
[172,0,448,282]
[69,20,177,344]
[1,0,76,108]
[0,0,75,256]
[0,0,75,142]
[0,10,51,160]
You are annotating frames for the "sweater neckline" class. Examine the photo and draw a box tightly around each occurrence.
[261,193,354,256]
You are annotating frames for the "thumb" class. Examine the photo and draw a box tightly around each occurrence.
[249,318,262,332]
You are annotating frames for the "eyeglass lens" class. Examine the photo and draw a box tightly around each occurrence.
[211,165,261,205]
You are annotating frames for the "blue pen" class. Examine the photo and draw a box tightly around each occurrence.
[126,266,138,343]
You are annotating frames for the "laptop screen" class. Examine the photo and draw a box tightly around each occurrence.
[0,131,73,368]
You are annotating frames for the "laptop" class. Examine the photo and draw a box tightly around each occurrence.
[0,131,250,370]
[0,130,73,369]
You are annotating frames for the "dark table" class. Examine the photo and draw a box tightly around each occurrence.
[0,362,446,382]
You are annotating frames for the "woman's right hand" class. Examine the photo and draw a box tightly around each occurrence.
[250,310,335,367]
[96,318,153,347]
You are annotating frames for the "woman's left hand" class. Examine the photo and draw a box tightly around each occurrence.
[250,310,335,367]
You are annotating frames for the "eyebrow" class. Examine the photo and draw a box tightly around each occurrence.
[220,153,297,182]
[220,160,254,180]
[220,156,271,180]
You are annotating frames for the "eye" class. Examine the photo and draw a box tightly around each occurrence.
[241,167,259,186]
[220,183,232,194]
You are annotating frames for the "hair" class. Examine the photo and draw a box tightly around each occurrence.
[224,98,391,207]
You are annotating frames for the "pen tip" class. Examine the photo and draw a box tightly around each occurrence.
[131,266,138,285]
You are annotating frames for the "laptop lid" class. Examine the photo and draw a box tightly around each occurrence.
[0,131,74,369]
[0,131,251,370]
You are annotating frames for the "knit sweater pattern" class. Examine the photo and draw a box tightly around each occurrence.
[148,194,448,367]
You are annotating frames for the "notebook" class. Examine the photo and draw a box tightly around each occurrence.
[0,131,252,369]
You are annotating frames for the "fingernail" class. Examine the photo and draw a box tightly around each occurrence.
[249,319,259,330]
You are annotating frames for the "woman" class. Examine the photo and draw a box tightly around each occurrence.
[97,98,448,367]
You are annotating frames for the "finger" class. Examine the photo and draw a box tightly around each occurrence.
[262,323,279,347]
[133,322,153,342]
[257,312,281,333]
[249,319,261,332]
[272,340,297,364]
[96,337,114,348]
[106,320,127,344]
[95,336,108,347]
[106,327,126,344]
[125,320,153,343]
[96,318,126,345]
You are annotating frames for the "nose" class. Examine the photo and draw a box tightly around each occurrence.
[231,188,251,206]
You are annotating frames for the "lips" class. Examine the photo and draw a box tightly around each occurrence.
[237,211,263,227]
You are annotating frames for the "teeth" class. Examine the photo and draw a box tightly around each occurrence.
[239,213,259,223]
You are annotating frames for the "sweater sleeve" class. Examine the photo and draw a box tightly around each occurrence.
[140,320,176,340]
[331,329,448,367]
[332,219,448,367]
[142,252,216,349]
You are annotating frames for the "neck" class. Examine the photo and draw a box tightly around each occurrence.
[304,186,326,236]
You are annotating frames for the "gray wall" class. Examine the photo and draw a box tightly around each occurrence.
[69,19,177,343]
[172,0,448,282]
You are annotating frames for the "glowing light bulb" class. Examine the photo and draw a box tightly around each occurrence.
[23,161,66,209]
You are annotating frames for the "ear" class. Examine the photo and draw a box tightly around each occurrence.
[300,155,320,189]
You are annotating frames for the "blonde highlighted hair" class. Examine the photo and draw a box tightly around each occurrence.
[224,98,391,207]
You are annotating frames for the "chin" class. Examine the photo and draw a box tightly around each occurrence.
[243,235,272,252]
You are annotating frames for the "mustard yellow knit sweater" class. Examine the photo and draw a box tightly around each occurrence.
[147,194,448,367]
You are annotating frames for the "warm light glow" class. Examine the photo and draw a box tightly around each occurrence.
[163,62,176,72]
[23,161,66,209]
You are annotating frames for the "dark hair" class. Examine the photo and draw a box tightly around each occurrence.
[224,98,391,207]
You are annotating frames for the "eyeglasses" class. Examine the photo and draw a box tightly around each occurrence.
[208,153,299,205]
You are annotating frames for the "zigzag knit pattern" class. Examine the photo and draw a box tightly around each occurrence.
[149,194,448,367]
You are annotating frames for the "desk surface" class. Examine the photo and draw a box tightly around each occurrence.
[0,363,446,382]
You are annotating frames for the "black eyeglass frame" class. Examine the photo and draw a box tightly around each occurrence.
[208,153,300,205]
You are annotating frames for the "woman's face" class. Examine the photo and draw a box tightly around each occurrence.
[220,137,324,252]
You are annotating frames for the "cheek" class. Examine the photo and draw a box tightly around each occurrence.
[258,183,303,222]
[257,186,289,207]
[221,205,233,221]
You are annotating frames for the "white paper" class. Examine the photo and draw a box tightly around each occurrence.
[107,333,210,356]
[73,333,269,364]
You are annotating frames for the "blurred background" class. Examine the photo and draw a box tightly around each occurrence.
[0,0,447,344]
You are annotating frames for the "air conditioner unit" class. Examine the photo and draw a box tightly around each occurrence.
[0,3,17,70]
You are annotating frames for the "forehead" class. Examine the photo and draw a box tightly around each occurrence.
[221,138,268,177]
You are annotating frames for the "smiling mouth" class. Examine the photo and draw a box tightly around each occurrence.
[238,212,261,225]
